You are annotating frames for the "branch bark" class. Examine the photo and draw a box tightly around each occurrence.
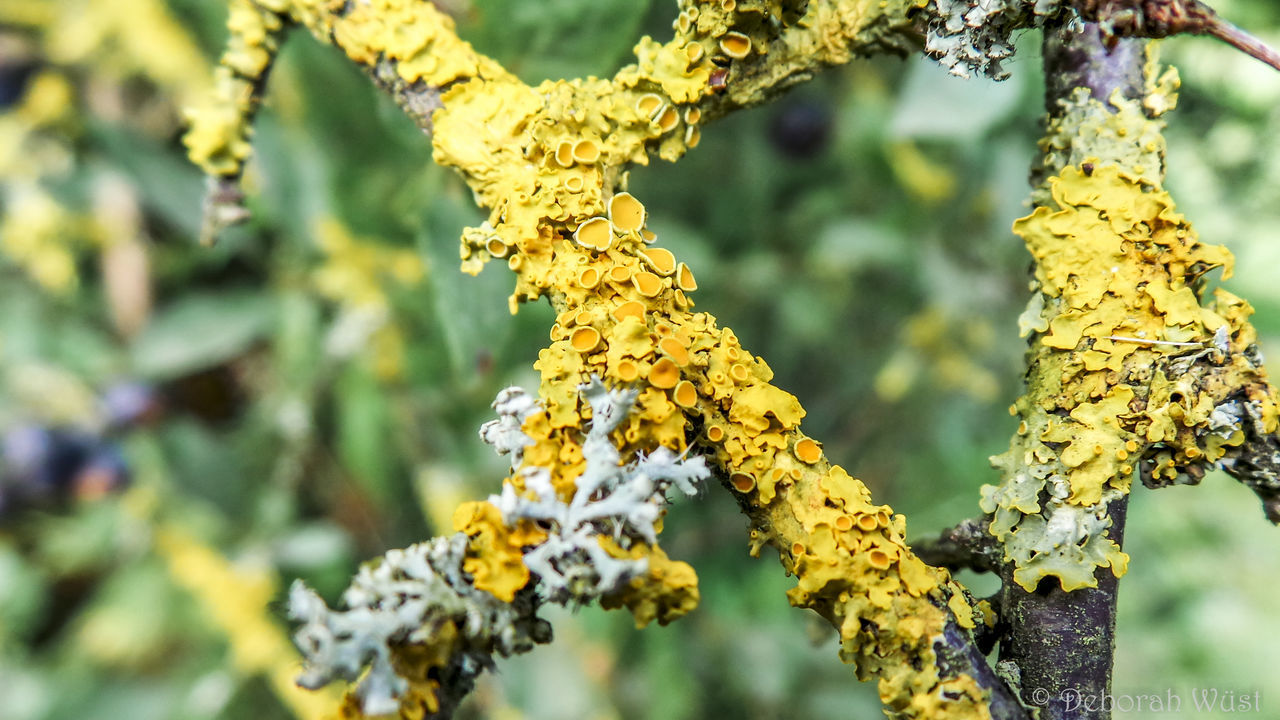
[998,501,1129,720]
[181,2,1033,718]
[1071,0,1280,72]
[185,3,1280,719]
[913,517,1001,574]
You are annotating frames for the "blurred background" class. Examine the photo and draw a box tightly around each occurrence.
[1,1,1278,718]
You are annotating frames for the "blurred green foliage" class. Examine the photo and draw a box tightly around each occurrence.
[1,1,1278,719]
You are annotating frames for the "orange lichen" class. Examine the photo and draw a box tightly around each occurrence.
[608,265,633,284]
[635,93,663,116]
[649,357,681,389]
[867,549,893,570]
[673,380,699,408]
[719,31,752,59]
[485,237,508,258]
[572,139,601,164]
[609,192,646,233]
[676,262,697,292]
[555,141,574,167]
[795,437,823,464]
[575,266,600,290]
[685,42,705,65]
[656,105,679,133]
[613,300,645,322]
[640,247,677,276]
[659,336,690,366]
[616,359,641,382]
[573,217,613,251]
[632,271,663,297]
[570,326,601,353]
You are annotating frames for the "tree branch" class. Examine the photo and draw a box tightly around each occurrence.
[981,14,1280,717]
[180,3,1082,718]
[913,517,1002,574]
[980,20,1149,720]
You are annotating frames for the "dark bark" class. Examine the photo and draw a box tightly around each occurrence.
[1042,22,1145,113]
[998,502,1128,720]
[913,517,1001,574]
[934,616,1031,720]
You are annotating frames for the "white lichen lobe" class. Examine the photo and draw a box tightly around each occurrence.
[923,0,1064,79]
[488,377,707,603]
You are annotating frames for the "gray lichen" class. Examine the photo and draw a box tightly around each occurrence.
[922,0,1065,79]
[488,378,707,604]
[288,533,538,716]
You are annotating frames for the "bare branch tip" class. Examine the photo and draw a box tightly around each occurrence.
[1204,17,1280,74]
[1082,0,1280,72]
[199,176,250,247]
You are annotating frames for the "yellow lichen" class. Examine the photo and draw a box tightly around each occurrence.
[718,31,752,59]
[570,326,601,353]
[187,2,996,717]
[598,538,700,628]
[452,501,546,602]
[608,192,646,233]
[987,159,1278,591]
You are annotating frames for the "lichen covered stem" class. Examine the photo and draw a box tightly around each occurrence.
[725,475,1029,720]
[186,0,929,189]
[996,22,1143,720]
[534,282,1017,719]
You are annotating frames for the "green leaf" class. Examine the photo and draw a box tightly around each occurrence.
[131,291,275,380]
[889,57,1024,140]
[334,362,393,505]
[420,180,513,388]
[463,0,653,82]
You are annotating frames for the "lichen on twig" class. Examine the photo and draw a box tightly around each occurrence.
[288,379,708,717]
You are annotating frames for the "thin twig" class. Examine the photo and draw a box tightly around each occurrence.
[1074,0,1280,72]
[913,517,1002,574]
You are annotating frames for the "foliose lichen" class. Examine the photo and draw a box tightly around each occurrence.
[987,154,1279,591]
[921,0,1063,79]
